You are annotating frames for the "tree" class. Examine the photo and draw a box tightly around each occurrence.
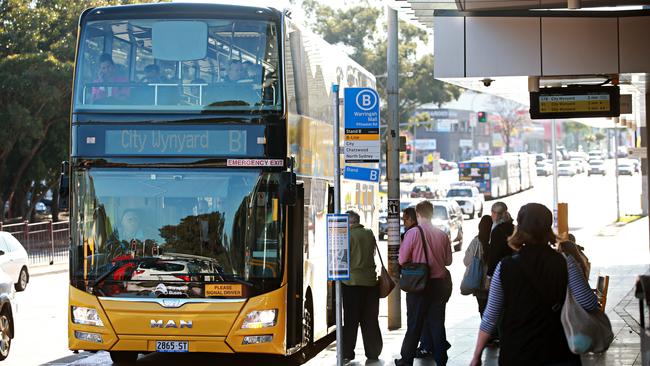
[563,121,591,151]
[0,0,158,221]
[491,96,528,152]
[301,0,461,125]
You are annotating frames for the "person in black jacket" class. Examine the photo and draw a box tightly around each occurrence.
[486,201,514,277]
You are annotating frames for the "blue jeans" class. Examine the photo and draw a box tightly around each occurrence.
[400,282,450,366]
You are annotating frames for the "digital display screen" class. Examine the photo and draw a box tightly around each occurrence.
[74,125,265,157]
[530,86,620,119]
[105,130,247,155]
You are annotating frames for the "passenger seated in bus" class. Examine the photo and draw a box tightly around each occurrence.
[140,64,166,84]
[223,61,244,83]
[92,53,129,104]
[242,61,262,83]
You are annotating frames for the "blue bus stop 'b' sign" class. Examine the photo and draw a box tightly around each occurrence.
[344,88,380,130]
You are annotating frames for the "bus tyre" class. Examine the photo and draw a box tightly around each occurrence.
[295,297,314,365]
[109,351,139,364]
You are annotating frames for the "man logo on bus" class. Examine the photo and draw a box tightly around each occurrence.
[150,319,193,329]
[355,89,378,111]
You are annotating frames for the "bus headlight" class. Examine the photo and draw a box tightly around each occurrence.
[241,309,277,329]
[72,306,104,327]
[74,330,103,343]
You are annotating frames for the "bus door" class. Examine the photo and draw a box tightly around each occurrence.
[287,183,305,349]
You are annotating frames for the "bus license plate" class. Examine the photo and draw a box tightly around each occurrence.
[155,340,188,353]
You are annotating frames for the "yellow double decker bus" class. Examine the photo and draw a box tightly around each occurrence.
[64,3,377,363]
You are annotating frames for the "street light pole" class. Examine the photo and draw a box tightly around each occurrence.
[386,5,401,330]
[614,118,621,222]
[551,119,559,227]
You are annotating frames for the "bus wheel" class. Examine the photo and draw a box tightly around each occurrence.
[294,297,314,364]
[109,351,139,364]
[303,298,313,347]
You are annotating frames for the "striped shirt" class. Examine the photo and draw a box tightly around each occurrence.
[480,254,598,334]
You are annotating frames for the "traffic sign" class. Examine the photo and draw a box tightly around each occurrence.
[326,214,350,280]
[344,88,380,163]
[629,147,647,159]
[344,166,380,183]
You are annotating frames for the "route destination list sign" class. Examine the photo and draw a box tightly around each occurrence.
[344,88,380,163]
[529,85,620,119]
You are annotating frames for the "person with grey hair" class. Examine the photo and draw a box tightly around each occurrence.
[486,201,514,277]
[342,210,382,362]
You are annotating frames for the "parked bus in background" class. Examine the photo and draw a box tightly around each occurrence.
[458,158,508,199]
[504,152,536,191]
[62,3,377,363]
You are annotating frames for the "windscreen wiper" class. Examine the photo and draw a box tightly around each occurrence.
[90,257,154,295]
[167,272,254,287]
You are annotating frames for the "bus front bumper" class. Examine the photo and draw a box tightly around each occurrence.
[68,285,288,355]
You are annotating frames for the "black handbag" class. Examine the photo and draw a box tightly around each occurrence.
[399,226,430,293]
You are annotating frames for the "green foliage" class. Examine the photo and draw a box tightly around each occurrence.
[301,0,461,124]
[0,0,159,221]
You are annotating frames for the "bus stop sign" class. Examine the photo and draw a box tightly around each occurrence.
[344,88,380,163]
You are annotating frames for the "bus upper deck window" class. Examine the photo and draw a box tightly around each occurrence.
[153,21,207,61]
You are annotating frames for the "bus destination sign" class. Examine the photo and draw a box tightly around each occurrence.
[106,130,247,155]
[74,125,266,157]
[529,86,620,119]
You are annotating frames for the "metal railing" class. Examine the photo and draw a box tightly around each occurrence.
[1,221,69,265]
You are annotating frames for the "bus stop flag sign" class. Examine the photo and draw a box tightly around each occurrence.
[344,88,380,163]
[327,214,350,280]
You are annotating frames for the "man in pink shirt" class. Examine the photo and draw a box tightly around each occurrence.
[395,200,452,366]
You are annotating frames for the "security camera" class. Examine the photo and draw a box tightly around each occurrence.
[481,78,494,87]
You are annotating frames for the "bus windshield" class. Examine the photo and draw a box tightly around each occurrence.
[71,169,284,298]
[74,18,281,113]
[460,165,489,181]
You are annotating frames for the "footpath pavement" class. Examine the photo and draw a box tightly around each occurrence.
[306,218,650,366]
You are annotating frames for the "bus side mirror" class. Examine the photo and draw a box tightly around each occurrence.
[279,172,297,206]
[59,161,70,211]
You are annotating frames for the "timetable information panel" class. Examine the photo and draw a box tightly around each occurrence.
[530,86,620,119]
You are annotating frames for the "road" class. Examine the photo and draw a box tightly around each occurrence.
[6,160,646,365]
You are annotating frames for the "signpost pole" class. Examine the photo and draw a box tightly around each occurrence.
[386,6,401,330]
[614,117,621,222]
[332,84,343,366]
[551,119,559,227]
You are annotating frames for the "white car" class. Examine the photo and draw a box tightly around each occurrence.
[570,158,589,174]
[446,186,484,219]
[536,161,553,176]
[557,161,577,177]
[0,233,28,292]
[0,269,16,361]
[617,160,635,176]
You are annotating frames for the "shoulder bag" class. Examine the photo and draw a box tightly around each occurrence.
[460,239,484,295]
[560,256,614,354]
[399,226,430,293]
[513,253,614,355]
[374,241,395,298]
